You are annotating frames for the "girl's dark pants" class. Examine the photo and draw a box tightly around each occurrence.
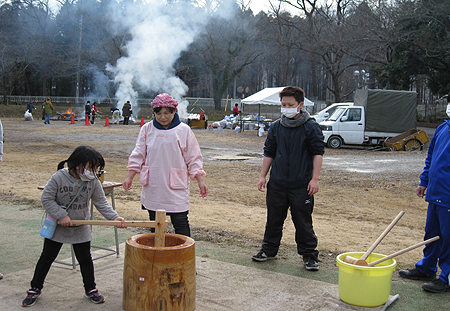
[147,209,190,237]
[30,239,96,292]
[261,181,319,260]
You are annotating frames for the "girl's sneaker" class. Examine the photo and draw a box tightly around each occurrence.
[22,288,42,307]
[85,289,105,304]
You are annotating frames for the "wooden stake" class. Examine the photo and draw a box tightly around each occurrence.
[154,209,166,247]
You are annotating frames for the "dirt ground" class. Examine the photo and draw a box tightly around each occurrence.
[0,117,433,273]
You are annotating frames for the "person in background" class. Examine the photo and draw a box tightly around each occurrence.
[0,117,3,161]
[252,86,324,271]
[0,119,2,279]
[233,103,239,116]
[123,93,207,237]
[85,101,91,119]
[110,107,120,124]
[399,94,450,293]
[90,102,98,124]
[43,98,54,125]
[25,101,36,121]
[21,146,126,307]
[122,101,132,125]
[27,101,36,113]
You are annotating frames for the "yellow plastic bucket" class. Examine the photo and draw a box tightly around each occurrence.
[336,252,397,307]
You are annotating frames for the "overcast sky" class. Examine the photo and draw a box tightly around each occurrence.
[249,0,297,15]
[46,0,296,16]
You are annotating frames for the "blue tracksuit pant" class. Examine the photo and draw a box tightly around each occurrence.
[416,203,450,284]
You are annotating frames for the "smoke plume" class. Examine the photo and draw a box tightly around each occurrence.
[105,1,214,118]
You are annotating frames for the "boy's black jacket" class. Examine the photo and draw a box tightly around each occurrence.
[264,118,325,189]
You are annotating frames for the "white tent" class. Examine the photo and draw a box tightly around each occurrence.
[241,87,314,106]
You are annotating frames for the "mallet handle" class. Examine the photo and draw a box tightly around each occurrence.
[68,220,168,229]
[368,236,440,266]
[360,211,405,261]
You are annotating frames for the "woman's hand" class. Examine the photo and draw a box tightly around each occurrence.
[123,171,137,190]
[196,174,208,198]
[123,178,133,190]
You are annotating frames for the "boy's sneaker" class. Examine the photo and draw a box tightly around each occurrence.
[303,256,319,271]
[399,268,435,281]
[22,288,42,307]
[85,289,105,304]
[252,250,275,262]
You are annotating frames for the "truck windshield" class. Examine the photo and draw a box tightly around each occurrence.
[328,107,346,121]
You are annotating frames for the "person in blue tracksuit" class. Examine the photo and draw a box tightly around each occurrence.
[399,96,450,293]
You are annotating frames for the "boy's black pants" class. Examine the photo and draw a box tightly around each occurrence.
[261,181,319,261]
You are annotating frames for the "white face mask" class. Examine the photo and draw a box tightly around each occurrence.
[281,107,299,119]
[446,104,450,118]
[80,169,96,181]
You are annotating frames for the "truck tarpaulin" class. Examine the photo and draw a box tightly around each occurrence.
[354,89,417,133]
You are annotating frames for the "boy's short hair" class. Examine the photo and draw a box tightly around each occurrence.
[279,86,305,104]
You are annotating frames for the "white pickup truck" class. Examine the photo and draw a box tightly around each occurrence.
[319,89,417,149]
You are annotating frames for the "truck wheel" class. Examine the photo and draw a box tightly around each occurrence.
[403,138,423,151]
[327,136,343,149]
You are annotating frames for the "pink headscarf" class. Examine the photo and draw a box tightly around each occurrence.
[150,93,178,108]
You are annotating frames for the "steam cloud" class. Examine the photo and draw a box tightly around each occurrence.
[104,1,223,118]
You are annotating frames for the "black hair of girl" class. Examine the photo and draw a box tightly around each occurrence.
[57,146,105,172]
[153,107,175,114]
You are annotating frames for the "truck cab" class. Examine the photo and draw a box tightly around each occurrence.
[311,102,354,123]
[320,106,365,148]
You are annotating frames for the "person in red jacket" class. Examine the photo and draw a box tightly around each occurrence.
[90,102,98,124]
[233,103,239,116]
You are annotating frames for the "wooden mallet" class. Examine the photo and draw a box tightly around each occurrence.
[61,210,169,247]
[344,211,405,266]
[345,236,440,267]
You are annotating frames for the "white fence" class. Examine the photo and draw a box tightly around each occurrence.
[3,95,446,120]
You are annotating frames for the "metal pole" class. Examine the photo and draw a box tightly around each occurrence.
[75,15,83,105]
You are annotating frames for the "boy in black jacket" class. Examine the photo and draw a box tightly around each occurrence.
[252,86,325,271]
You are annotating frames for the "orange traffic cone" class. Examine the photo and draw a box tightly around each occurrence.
[140,115,145,127]
[70,114,75,124]
[85,115,90,126]
[105,115,110,126]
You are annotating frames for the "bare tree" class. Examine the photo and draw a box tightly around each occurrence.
[273,0,388,102]
[193,8,261,109]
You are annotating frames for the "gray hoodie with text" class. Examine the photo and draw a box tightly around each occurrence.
[41,168,119,244]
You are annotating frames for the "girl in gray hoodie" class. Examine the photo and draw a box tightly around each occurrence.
[22,146,126,307]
